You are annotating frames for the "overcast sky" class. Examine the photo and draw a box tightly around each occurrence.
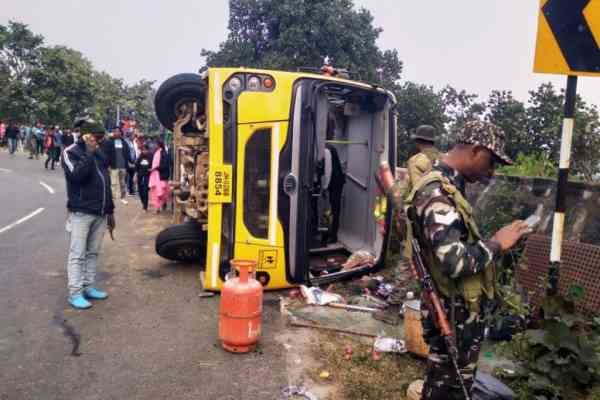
[3,0,600,107]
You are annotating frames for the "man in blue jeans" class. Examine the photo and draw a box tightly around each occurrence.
[61,119,115,309]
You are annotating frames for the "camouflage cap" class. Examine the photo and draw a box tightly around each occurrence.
[410,125,435,143]
[457,120,513,165]
[73,117,106,136]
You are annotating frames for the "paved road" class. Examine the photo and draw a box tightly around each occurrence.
[0,150,292,400]
[0,151,75,399]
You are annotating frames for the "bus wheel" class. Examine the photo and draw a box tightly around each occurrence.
[154,73,206,132]
[155,222,207,263]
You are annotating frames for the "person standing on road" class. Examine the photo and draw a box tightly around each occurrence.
[124,132,137,196]
[0,120,6,150]
[101,127,132,205]
[33,123,45,159]
[6,121,20,155]
[404,121,529,399]
[44,127,60,170]
[54,125,63,158]
[149,140,171,214]
[61,119,115,310]
[135,144,153,211]
[18,124,28,152]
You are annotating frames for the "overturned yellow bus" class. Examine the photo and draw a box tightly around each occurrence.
[153,67,396,291]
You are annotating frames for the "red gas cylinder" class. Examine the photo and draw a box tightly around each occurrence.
[218,259,263,353]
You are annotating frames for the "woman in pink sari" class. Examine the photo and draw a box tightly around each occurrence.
[149,140,171,213]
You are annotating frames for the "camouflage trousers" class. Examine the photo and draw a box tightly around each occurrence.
[421,296,484,400]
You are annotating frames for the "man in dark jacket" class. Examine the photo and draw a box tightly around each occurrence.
[101,127,132,204]
[135,144,153,211]
[6,121,20,155]
[61,119,115,310]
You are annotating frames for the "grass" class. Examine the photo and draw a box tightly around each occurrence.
[310,333,425,400]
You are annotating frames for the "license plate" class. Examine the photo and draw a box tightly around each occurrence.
[208,164,232,203]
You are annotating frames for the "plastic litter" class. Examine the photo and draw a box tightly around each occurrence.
[371,349,382,361]
[343,344,353,360]
[319,370,330,379]
[281,386,318,400]
[373,337,407,353]
[375,283,395,298]
[300,285,344,305]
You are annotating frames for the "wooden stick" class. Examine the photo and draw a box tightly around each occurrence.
[327,303,379,312]
[289,320,377,338]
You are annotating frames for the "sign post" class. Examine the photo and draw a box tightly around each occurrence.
[533,0,600,295]
[548,75,577,296]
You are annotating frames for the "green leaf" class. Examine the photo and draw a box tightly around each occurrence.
[567,284,585,301]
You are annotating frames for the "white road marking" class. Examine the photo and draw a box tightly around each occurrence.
[0,168,12,173]
[0,208,45,235]
[39,181,55,194]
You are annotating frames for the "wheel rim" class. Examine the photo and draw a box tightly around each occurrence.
[175,243,201,260]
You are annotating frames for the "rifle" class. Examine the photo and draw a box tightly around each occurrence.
[377,162,471,400]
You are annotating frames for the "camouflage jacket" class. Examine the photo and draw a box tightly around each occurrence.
[411,161,501,279]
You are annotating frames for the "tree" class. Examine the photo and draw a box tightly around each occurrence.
[123,79,159,133]
[0,21,43,122]
[524,82,600,182]
[571,101,600,181]
[395,81,447,162]
[29,46,96,126]
[441,85,486,125]
[202,0,402,87]
[525,82,563,159]
[486,90,528,159]
[441,85,486,147]
[91,71,125,129]
[0,21,43,81]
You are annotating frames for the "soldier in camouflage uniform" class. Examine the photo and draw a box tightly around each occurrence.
[407,125,440,187]
[405,121,529,399]
[373,125,441,325]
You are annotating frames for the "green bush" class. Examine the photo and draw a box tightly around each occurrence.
[498,152,558,178]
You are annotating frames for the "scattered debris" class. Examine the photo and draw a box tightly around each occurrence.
[290,319,378,338]
[286,301,403,338]
[281,385,319,400]
[403,300,429,357]
[347,294,388,309]
[371,349,382,361]
[327,303,378,313]
[300,285,344,305]
[343,344,353,360]
[373,337,407,354]
[406,379,424,400]
[342,250,375,270]
[319,371,331,380]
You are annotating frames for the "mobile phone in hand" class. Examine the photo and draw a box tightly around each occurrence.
[524,214,541,230]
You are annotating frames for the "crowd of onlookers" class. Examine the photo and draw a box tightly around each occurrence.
[0,119,173,213]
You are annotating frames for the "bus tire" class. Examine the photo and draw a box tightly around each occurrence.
[154,73,206,131]
[155,222,207,263]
